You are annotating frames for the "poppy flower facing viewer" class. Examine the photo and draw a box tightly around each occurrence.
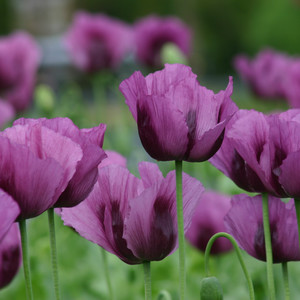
[65,11,132,73]
[134,15,192,68]
[186,190,233,255]
[225,194,300,263]
[0,31,40,111]
[61,162,204,264]
[120,64,238,162]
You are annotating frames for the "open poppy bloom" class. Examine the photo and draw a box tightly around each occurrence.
[225,194,300,263]
[61,162,204,264]
[120,64,238,162]
[65,11,132,73]
[0,31,40,111]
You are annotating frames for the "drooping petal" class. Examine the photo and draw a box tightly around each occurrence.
[0,224,21,289]
[0,190,20,241]
[225,194,300,263]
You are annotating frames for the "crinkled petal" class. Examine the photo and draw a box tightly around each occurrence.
[0,135,64,219]
[100,150,127,168]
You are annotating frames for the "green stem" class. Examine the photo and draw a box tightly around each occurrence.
[204,232,255,300]
[19,220,34,300]
[262,193,276,300]
[175,160,185,300]
[143,261,152,300]
[48,208,60,300]
[100,248,114,300]
[294,198,300,253]
[282,262,290,300]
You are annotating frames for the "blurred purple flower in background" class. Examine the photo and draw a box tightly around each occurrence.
[0,32,40,111]
[61,162,204,264]
[134,15,192,68]
[0,190,21,289]
[186,190,233,255]
[65,11,132,73]
[0,117,106,220]
[0,100,15,129]
[120,64,238,162]
[225,194,300,263]
[210,108,300,198]
[234,49,290,99]
[283,60,300,108]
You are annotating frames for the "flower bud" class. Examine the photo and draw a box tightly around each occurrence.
[200,277,223,300]
[156,290,172,300]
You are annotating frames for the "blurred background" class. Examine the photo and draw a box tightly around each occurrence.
[1,0,300,74]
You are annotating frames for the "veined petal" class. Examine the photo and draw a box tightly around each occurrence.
[0,135,64,219]
[138,161,164,188]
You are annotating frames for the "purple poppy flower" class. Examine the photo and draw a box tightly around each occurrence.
[210,108,300,198]
[186,190,233,254]
[283,60,300,108]
[120,64,238,162]
[0,224,22,289]
[0,31,40,111]
[0,190,21,289]
[61,162,204,264]
[134,15,191,68]
[0,100,14,129]
[224,194,300,263]
[234,49,290,99]
[13,117,107,208]
[0,117,106,219]
[65,11,132,73]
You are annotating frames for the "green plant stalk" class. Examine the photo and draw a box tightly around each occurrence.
[48,208,60,300]
[143,261,152,300]
[262,193,276,300]
[294,199,300,253]
[175,160,185,300]
[100,248,114,300]
[204,232,255,300]
[19,219,34,300]
[282,262,290,300]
